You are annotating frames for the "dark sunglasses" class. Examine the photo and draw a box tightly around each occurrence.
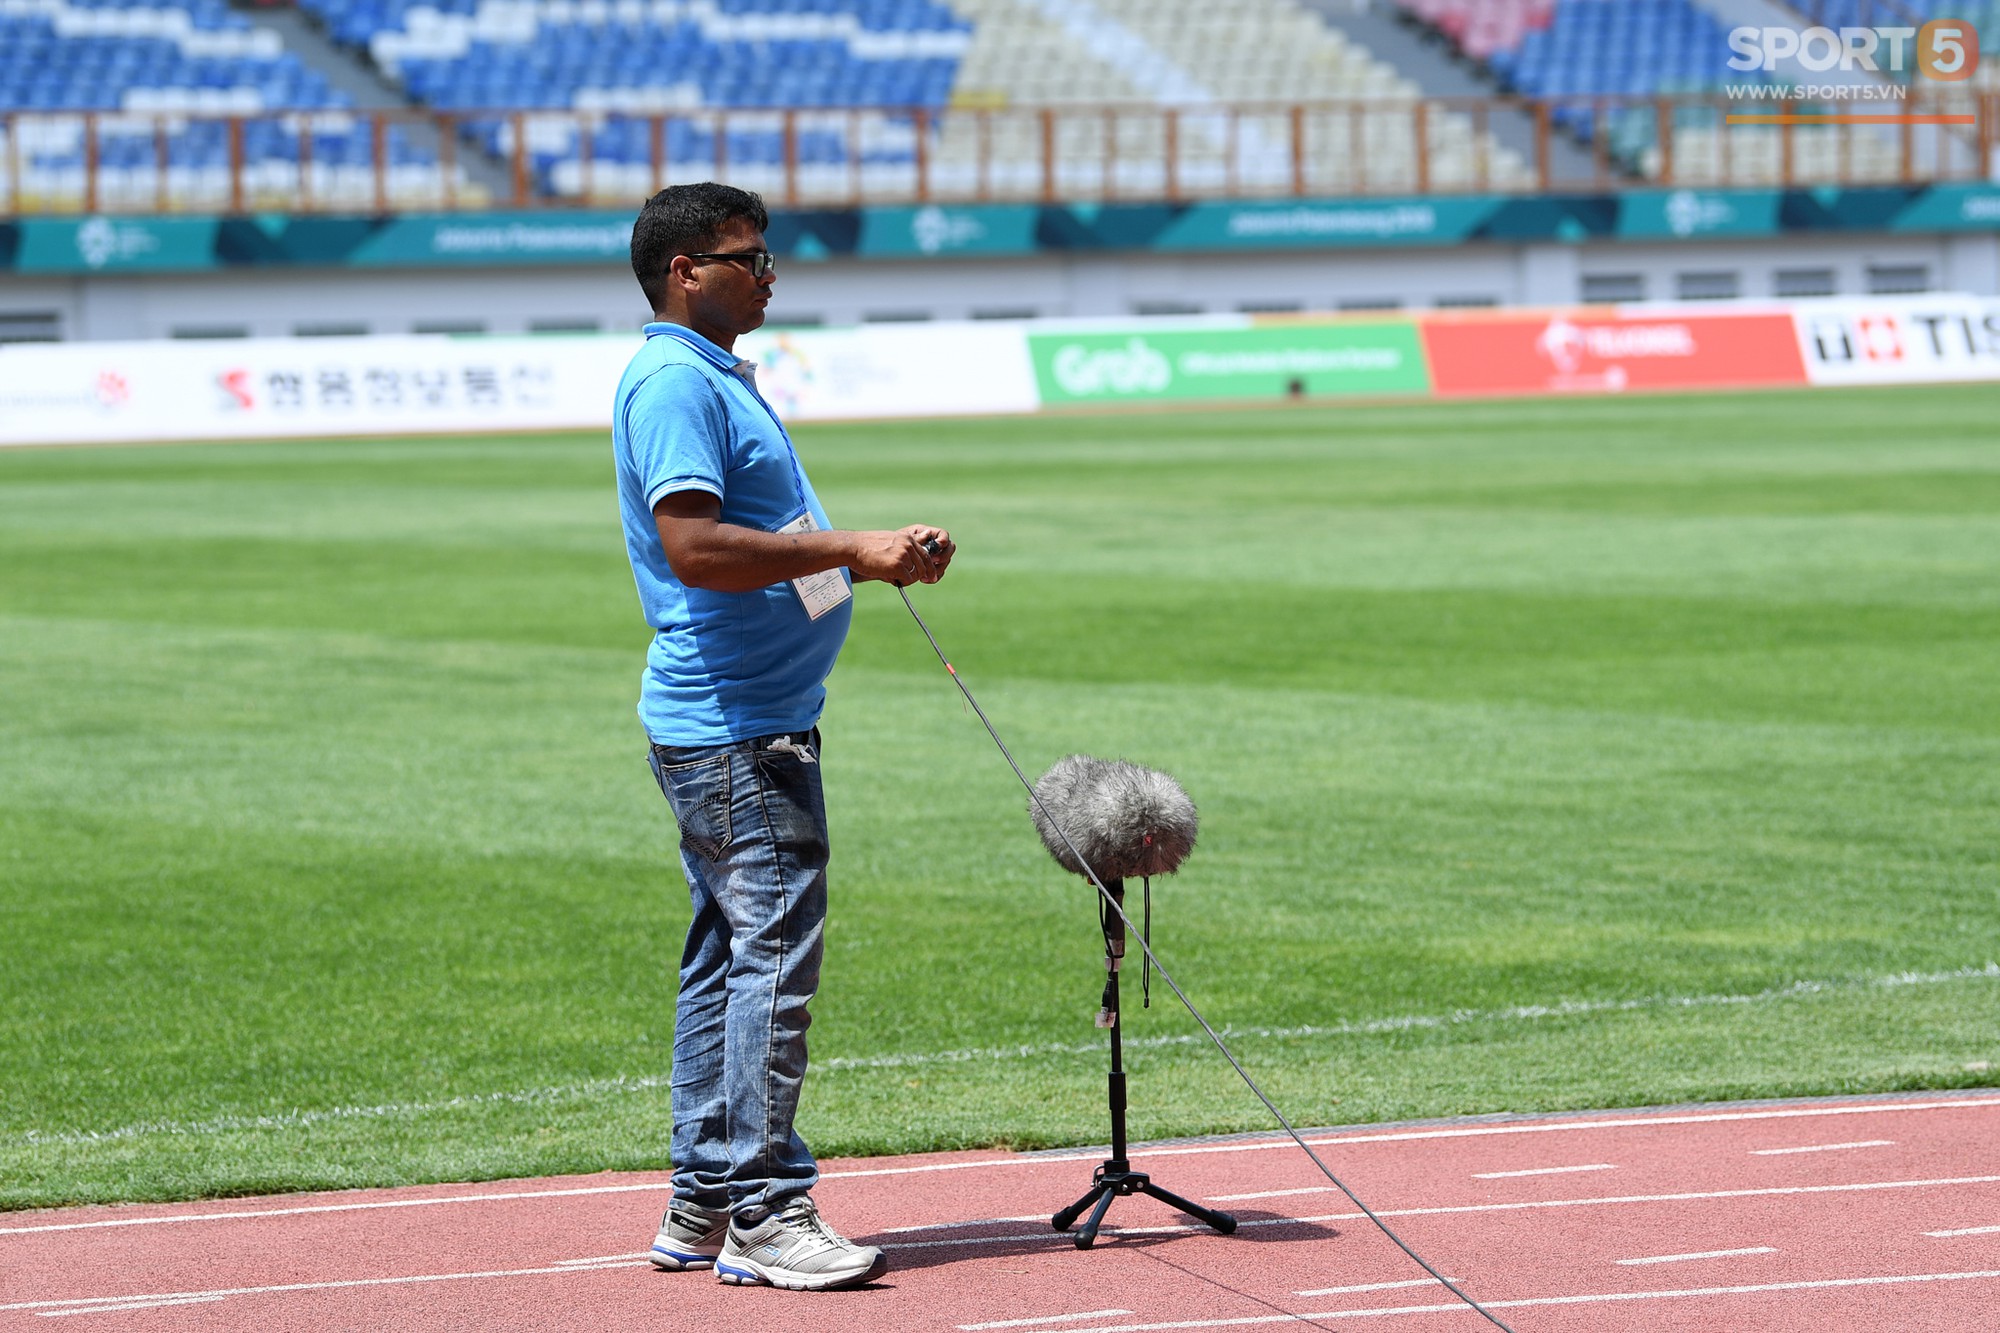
[682,250,776,278]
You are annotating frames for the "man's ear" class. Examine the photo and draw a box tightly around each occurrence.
[665,254,695,292]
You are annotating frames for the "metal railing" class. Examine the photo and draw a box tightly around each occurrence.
[2,93,1994,217]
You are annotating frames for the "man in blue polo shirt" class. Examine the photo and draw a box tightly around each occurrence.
[613,182,953,1292]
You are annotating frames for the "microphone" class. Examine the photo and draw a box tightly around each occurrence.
[1028,754,1198,883]
[1029,755,1196,1027]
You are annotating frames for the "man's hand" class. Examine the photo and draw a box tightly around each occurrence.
[849,526,954,586]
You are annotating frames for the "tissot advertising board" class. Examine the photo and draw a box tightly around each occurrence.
[1792,297,2000,386]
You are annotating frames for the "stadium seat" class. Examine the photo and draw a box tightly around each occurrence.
[0,1,478,210]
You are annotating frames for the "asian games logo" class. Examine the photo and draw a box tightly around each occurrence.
[753,333,817,415]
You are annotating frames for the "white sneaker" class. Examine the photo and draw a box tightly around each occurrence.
[714,1196,887,1291]
[649,1199,730,1270]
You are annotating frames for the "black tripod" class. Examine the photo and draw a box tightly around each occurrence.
[1051,877,1238,1249]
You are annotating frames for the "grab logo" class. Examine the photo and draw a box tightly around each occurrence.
[1049,338,1172,397]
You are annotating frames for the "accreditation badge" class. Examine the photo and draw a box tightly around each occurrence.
[776,511,854,621]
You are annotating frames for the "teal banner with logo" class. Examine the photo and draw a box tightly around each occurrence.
[15,217,220,273]
[1889,183,2000,233]
[858,204,1039,257]
[1616,188,1781,240]
[1151,196,1504,250]
[1,184,1995,276]
[346,211,635,266]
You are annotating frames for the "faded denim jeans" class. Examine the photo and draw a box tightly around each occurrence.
[648,728,827,1213]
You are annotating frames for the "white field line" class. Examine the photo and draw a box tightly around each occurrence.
[1010,1270,2000,1332]
[1617,1246,1778,1266]
[959,1312,1135,1331]
[1751,1140,1895,1155]
[1294,1279,1459,1297]
[1472,1164,1616,1179]
[1928,1225,2000,1237]
[10,963,1996,1150]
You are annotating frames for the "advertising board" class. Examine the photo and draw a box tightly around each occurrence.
[0,323,1040,447]
[1421,309,1809,396]
[1792,297,2000,386]
[1028,320,1431,405]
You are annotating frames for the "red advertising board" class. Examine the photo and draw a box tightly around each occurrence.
[1421,309,1808,397]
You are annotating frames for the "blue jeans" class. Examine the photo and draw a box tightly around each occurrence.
[648,729,827,1213]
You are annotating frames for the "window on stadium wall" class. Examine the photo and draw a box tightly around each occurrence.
[1582,275,1646,304]
[1678,272,1742,301]
[1776,269,1839,298]
[1868,265,1933,295]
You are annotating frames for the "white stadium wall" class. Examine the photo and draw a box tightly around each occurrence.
[5,295,1999,447]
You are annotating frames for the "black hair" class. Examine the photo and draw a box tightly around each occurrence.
[630,183,771,311]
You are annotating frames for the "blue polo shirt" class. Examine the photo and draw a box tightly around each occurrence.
[612,322,852,747]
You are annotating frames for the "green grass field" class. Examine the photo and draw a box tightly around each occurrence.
[3,385,1998,1211]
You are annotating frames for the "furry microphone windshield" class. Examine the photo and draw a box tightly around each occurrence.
[1029,754,1199,882]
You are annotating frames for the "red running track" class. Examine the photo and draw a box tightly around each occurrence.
[6,1092,2000,1332]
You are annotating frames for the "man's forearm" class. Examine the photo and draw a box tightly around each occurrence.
[663,518,858,593]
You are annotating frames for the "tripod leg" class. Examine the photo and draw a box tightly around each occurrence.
[1052,1183,1106,1234]
[1139,1180,1238,1235]
[1073,1183,1118,1250]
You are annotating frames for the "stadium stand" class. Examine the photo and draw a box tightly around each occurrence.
[4,0,1989,211]
[341,0,971,200]
[1398,0,1991,186]
[0,0,477,209]
[331,0,1534,202]
[934,0,1533,197]
[1397,0,1551,64]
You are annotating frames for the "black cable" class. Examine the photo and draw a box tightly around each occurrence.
[897,584,1518,1333]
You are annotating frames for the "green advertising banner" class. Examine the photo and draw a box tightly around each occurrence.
[1029,320,1431,404]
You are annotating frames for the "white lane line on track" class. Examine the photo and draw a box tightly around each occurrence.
[1752,1140,1895,1156]
[958,1312,1135,1330]
[1617,1247,1778,1266]
[1208,1188,1335,1202]
[1294,1279,1459,1297]
[1472,1164,1616,1179]
[1007,1269,2000,1331]
[875,1175,2000,1251]
[826,1097,2000,1182]
[0,1183,673,1236]
[1928,1225,2000,1237]
[0,1260,655,1314]
[15,964,1997,1152]
[14,1167,2000,1248]
[883,1215,1047,1234]
[552,1253,651,1266]
[37,1296,226,1318]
